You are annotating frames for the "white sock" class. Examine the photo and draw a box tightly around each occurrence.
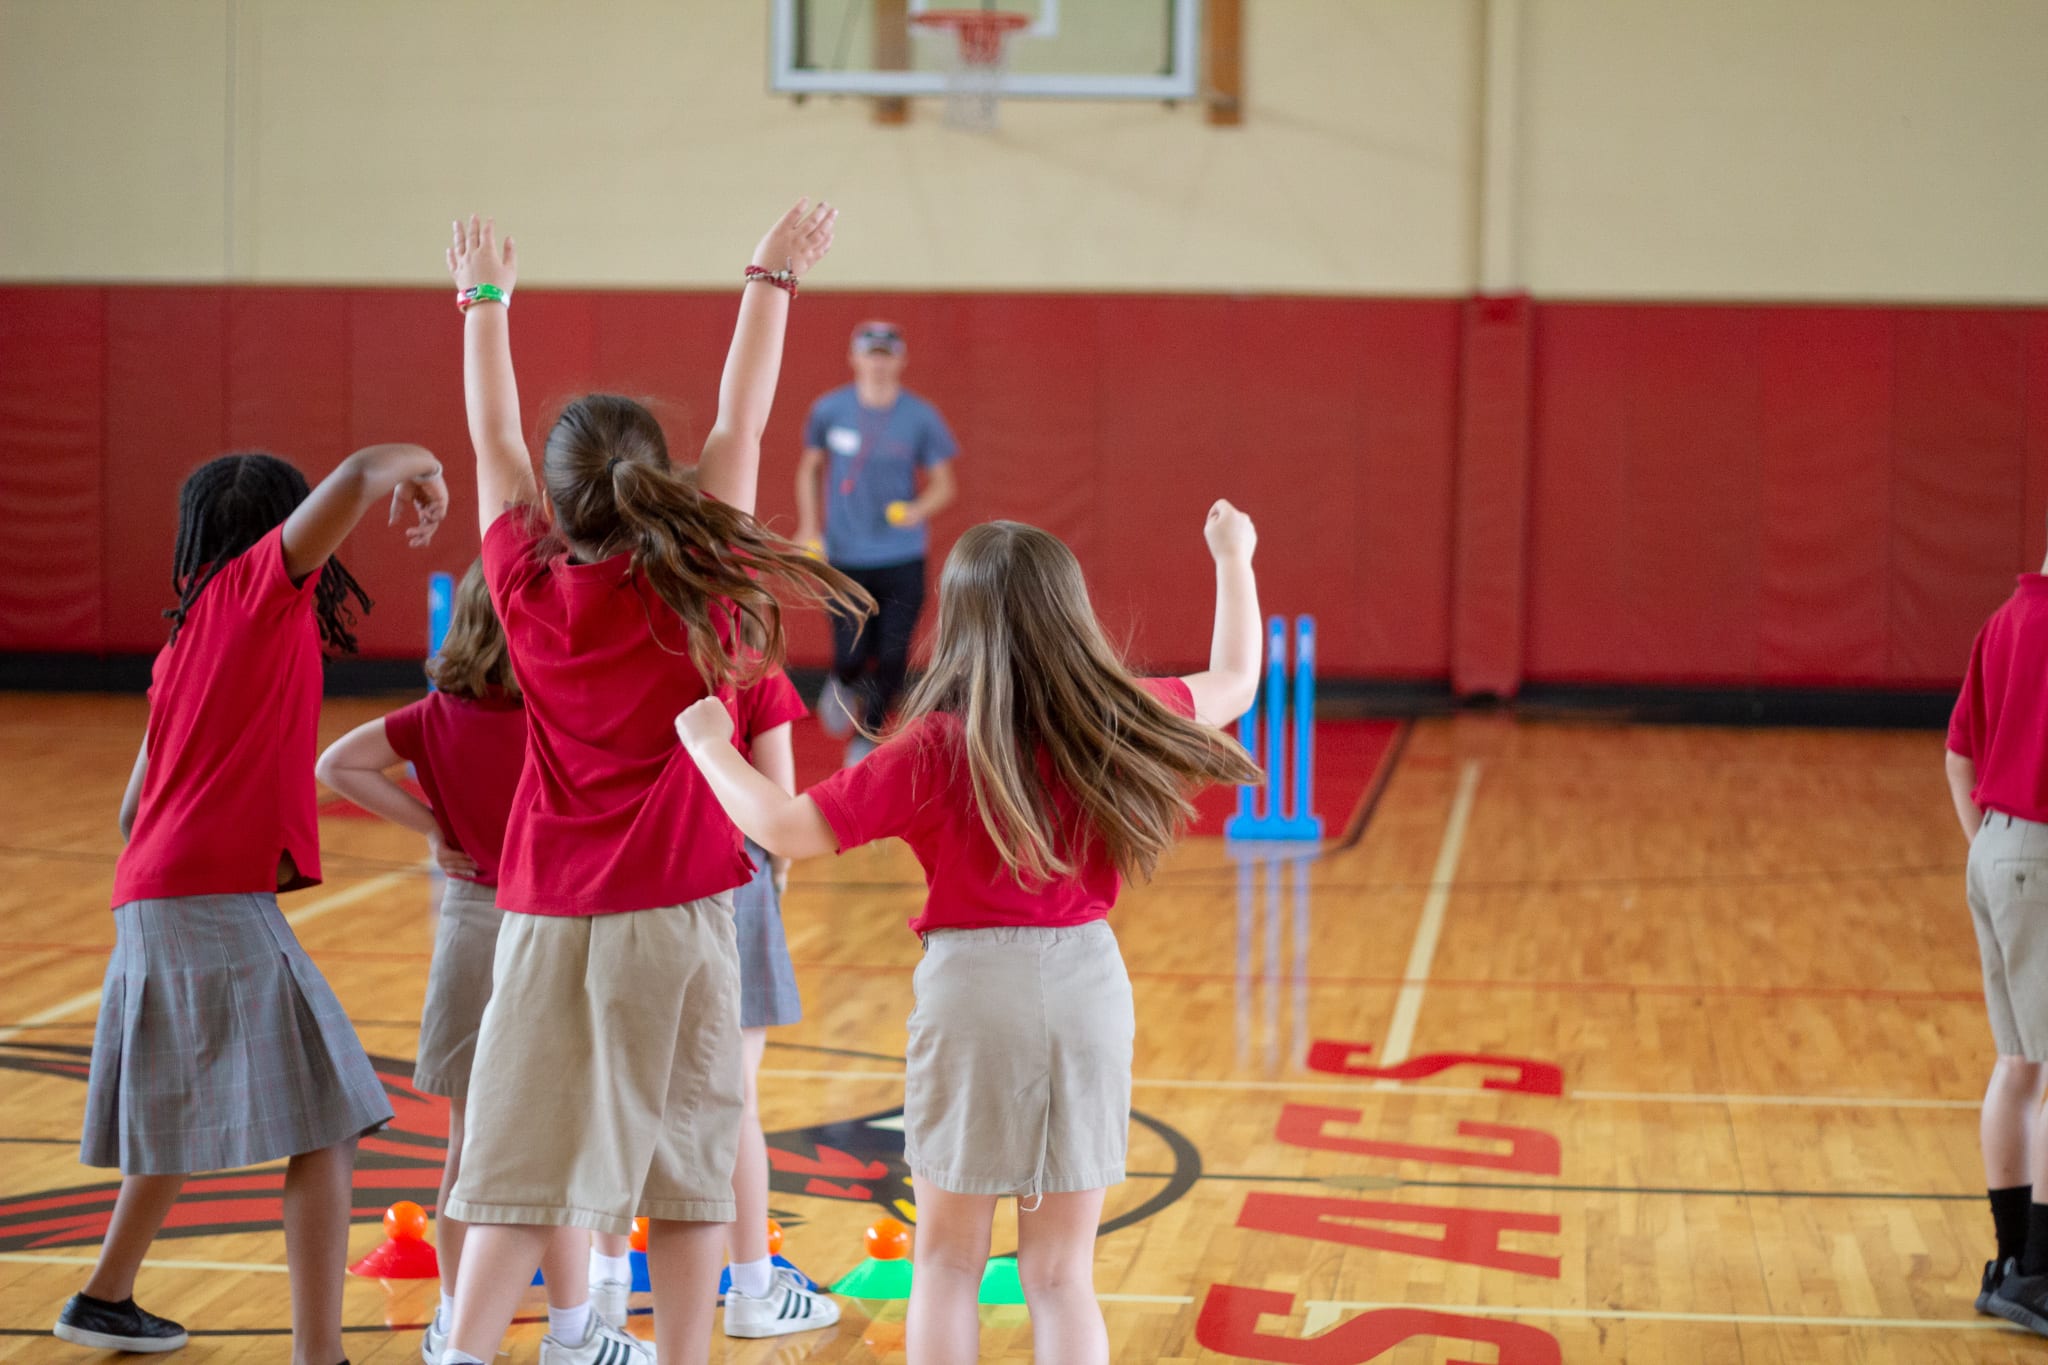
[437,1291,456,1328]
[730,1255,776,1299]
[590,1249,633,1284]
[547,1300,593,1347]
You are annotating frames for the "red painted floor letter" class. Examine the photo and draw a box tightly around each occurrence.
[1307,1040,1563,1096]
[1276,1107,1562,1176]
[1196,1285,1561,1364]
[1239,1192,1561,1278]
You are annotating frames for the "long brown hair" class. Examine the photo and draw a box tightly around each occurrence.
[898,520,1261,885]
[425,559,518,700]
[540,394,873,687]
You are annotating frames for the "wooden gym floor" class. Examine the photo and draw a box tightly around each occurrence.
[0,692,2027,1362]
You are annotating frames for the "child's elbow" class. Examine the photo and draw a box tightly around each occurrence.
[1221,671,1261,724]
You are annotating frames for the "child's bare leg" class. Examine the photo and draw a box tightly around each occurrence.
[436,1099,469,1303]
[903,1179,995,1365]
[1016,1188,1109,1365]
[645,1218,726,1365]
[446,1224,551,1359]
[728,1028,772,1270]
[80,1174,187,1302]
[281,1140,356,1365]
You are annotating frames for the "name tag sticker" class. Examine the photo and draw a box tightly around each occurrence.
[826,426,862,456]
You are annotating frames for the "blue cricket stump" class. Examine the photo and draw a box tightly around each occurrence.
[1225,615,1323,843]
[427,571,454,686]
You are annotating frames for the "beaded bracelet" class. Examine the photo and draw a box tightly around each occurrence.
[457,283,510,313]
[744,265,798,298]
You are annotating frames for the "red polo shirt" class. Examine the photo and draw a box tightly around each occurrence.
[383,689,527,887]
[809,676,1196,935]
[113,526,325,906]
[483,508,753,915]
[1949,575,2048,823]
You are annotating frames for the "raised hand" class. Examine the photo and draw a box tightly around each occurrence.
[448,214,518,295]
[1204,499,1256,563]
[390,463,450,548]
[676,696,737,752]
[751,199,839,280]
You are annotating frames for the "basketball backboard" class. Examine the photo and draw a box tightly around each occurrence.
[770,0,1203,102]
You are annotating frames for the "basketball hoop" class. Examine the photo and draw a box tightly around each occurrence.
[911,9,1030,131]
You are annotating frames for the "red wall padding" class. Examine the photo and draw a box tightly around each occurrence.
[1525,302,2048,690]
[4,285,2047,691]
[0,286,1462,677]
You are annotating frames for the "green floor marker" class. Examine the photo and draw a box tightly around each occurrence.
[976,1255,1025,1305]
[830,1256,915,1300]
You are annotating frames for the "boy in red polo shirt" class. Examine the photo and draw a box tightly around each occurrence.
[1949,570,2048,1334]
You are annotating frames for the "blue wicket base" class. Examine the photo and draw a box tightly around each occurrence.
[1225,615,1323,843]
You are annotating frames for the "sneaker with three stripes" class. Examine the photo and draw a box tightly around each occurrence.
[538,1317,653,1365]
[723,1266,841,1339]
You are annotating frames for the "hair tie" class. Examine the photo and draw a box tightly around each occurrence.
[608,457,623,474]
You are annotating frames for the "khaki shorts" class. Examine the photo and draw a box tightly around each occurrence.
[906,921,1134,1197]
[413,877,503,1101]
[1969,813,2048,1060]
[443,895,742,1233]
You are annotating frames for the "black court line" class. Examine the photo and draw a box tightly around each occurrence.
[0,1137,72,1144]
[1124,1170,1979,1201]
[1335,718,1411,851]
[0,1308,651,1340]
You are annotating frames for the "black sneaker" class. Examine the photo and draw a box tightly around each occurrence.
[1980,1258,2012,1315]
[52,1292,188,1352]
[1987,1263,2048,1336]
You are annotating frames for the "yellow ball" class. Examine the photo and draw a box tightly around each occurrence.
[885,502,912,527]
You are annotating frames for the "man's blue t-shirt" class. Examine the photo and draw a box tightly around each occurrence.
[804,385,958,569]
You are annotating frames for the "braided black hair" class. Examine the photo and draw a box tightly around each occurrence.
[166,453,374,654]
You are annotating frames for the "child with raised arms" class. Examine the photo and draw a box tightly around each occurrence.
[437,202,868,1365]
[57,445,447,1365]
[676,502,1263,1365]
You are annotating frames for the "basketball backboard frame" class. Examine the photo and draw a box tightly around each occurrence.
[768,0,1204,102]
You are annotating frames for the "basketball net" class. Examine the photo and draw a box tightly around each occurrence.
[912,10,1029,132]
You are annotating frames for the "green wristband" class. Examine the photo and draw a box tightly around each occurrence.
[458,282,510,312]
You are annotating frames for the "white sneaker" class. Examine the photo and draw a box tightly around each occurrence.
[539,1316,654,1365]
[723,1266,842,1339]
[419,1307,447,1365]
[818,676,857,739]
[591,1273,631,1330]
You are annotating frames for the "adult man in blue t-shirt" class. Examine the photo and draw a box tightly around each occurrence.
[795,320,960,763]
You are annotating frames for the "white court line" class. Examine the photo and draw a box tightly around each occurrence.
[0,1252,288,1273]
[0,871,414,1046]
[1299,1299,2019,1335]
[1376,760,1483,1076]
[757,1069,1981,1110]
[1571,1088,1979,1111]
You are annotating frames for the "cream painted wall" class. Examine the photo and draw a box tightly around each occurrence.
[3,0,2043,299]
[1517,0,2048,301]
[0,0,1480,292]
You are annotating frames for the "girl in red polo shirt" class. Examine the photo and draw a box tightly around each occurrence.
[677,504,1264,1365]
[56,446,447,1363]
[317,560,634,1364]
[436,205,867,1365]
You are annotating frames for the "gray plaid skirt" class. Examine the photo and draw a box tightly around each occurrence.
[80,892,394,1175]
[736,839,801,1029]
